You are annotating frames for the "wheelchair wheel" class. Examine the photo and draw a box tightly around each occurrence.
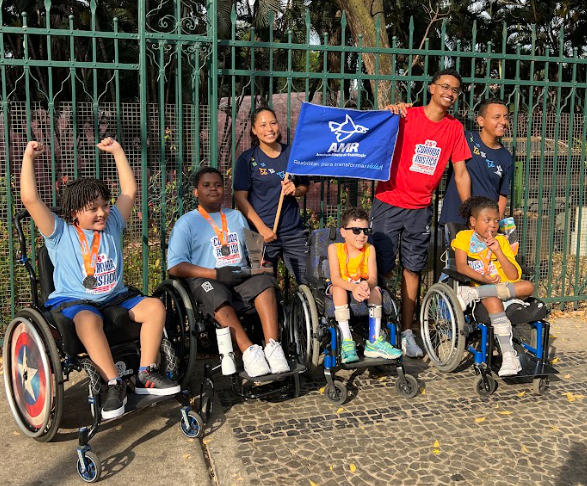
[77,451,102,483]
[420,283,466,372]
[3,308,63,442]
[324,381,347,405]
[395,374,419,399]
[289,285,319,372]
[154,280,198,389]
[474,374,496,396]
[532,376,549,395]
[179,410,204,438]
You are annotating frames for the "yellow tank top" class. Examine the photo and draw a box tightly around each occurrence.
[335,243,370,282]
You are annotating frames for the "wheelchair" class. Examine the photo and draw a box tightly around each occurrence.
[419,222,558,396]
[3,209,203,483]
[154,274,306,418]
[288,227,419,405]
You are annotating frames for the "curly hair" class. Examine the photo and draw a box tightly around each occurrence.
[62,178,111,223]
[341,207,369,228]
[431,68,463,86]
[458,196,499,224]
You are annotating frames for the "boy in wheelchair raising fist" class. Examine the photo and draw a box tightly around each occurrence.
[166,167,290,378]
[453,196,535,376]
[327,208,402,363]
[20,139,180,420]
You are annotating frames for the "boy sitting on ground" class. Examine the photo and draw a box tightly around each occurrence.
[166,167,289,378]
[327,208,402,364]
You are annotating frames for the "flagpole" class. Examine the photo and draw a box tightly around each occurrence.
[272,173,289,233]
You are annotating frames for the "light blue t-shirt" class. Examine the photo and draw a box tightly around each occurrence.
[167,208,249,270]
[43,206,128,302]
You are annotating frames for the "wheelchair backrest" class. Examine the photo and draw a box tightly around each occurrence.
[307,227,343,282]
[307,227,374,282]
[37,245,56,305]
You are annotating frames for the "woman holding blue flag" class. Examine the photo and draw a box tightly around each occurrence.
[233,106,310,284]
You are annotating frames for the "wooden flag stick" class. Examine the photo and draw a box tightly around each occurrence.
[272,172,289,233]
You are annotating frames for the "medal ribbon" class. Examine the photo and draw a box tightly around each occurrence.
[74,224,101,280]
[197,205,229,247]
[342,244,368,282]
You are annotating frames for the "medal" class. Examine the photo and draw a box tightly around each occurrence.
[197,206,232,258]
[83,276,98,289]
[74,224,101,290]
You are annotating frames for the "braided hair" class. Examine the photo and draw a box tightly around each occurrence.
[458,196,499,226]
[62,178,111,223]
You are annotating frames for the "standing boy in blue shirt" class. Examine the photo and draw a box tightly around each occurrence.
[440,98,513,226]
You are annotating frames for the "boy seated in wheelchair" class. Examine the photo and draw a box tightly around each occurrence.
[20,139,180,420]
[327,208,402,363]
[452,196,535,377]
[166,167,290,378]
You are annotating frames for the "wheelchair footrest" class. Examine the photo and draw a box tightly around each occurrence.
[340,356,399,370]
[238,361,306,382]
[102,389,182,420]
[497,352,558,379]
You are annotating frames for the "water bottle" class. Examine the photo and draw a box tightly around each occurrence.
[216,327,236,375]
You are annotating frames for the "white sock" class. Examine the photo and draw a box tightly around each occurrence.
[338,321,352,340]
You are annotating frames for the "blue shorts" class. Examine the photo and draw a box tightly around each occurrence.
[45,294,145,320]
[370,199,433,274]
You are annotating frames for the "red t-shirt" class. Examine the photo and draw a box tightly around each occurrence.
[375,106,471,209]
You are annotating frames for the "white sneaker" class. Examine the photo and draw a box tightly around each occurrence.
[498,351,522,377]
[456,285,479,310]
[264,339,290,374]
[401,329,424,358]
[242,344,271,377]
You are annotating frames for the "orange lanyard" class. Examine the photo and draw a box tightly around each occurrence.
[74,224,101,288]
[342,244,368,282]
[197,206,230,254]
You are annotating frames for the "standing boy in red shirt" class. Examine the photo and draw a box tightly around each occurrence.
[371,68,472,358]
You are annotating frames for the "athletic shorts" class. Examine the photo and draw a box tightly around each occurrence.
[186,274,277,318]
[45,294,146,321]
[370,198,433,274]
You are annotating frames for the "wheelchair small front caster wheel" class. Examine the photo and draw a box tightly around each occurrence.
[532,376,549,395]
[77,451,102,483]
[291,374,301,398]
[395,374,419,398]
[324,381,347,405]
[474,374,496,396]
[179,410,204,438]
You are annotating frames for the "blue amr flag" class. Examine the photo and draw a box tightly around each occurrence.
[287,103,399,181]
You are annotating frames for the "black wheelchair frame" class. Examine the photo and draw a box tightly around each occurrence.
[3,209,203,483]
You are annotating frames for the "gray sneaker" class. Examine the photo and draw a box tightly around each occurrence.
[401,329,424,358]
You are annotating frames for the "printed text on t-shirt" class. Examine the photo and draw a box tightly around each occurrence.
[409,140,442,175]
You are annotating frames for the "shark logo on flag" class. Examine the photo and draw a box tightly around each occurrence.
[328,114,369,142]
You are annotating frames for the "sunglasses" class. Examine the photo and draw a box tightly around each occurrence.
[344,227,372,235]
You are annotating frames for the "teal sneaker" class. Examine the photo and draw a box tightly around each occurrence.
[364,336,402,360]
[341,339,359,364]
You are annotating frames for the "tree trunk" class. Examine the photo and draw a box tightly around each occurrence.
[334,0,392,107]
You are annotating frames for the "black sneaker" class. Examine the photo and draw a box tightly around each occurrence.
[102,381,127,420]
[135,366,181,396]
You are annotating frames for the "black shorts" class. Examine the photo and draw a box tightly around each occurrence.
[186,274,277,317]
[370,198,433,274]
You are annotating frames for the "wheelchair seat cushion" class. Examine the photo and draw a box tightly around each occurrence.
[472,297,548,325]
[47,306,142,356]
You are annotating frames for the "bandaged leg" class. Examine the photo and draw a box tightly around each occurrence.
[368,304,382,343]
[490,312,514,354]
[335,305,352,340]
[477,282,516,300]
